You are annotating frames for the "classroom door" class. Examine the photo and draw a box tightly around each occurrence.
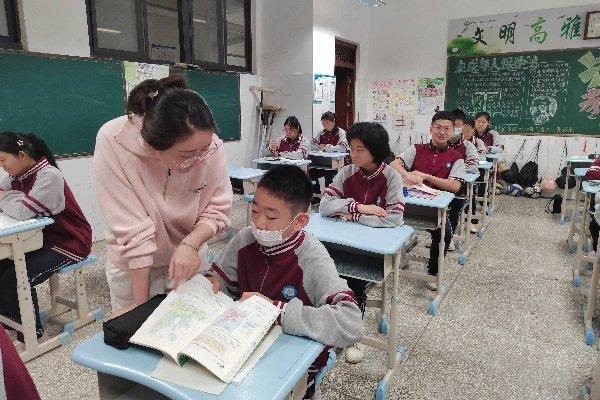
[334,66,355,130]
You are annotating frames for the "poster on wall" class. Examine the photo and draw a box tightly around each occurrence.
[124,61,170,95]
[313,74,336,109]
[447,4,600,57]
[417,77,445,115]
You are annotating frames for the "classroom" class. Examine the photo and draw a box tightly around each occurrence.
[2,0,600,399]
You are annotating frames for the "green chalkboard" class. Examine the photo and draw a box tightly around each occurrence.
[175,68,241,141]
[445,48,600,136]
[0,51,125,156]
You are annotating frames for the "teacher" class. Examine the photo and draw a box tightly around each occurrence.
[93,75,233,314]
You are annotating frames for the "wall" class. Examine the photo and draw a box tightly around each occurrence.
[17,0,262,241]
[368,0,600,179]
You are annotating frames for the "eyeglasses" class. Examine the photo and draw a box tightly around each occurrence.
[166,139,219,169]
[431,125,454,133]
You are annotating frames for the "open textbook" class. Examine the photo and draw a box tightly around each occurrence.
[129,274,281,383]
[407,183,440,199]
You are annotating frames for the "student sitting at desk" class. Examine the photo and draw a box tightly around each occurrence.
[448,117,482,174]
[474,111,503,154]
[461,117,486,155]
[0,132,92,345]
[310,112,348,199]
[451,108,466,130]
[586,158,600,252]
[265,116,309,160]
[388,111,466,291]
[319,121,403,363]
[207,165,363,399]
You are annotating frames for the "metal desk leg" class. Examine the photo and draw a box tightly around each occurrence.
[478,170,490,238]
[574,194,592,287]
[488,159,498,216]
[429,209,448,316]
[585,254,600,345]
[569,176,583,253]
[459,183,475,265]
[560,164,572,225]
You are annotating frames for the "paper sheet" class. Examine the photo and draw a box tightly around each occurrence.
[151,325,282,394]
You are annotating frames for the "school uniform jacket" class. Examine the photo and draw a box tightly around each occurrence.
[0,326,40,400]
[264,134,310,160]
[465,135,486,155]
[448,138,480,173]
[208,228,363,369]
[319,164,404,228]
[0,158,92,262]
[311,128,348,152]
[476,129,503,154]
[585,158,600,223]
[399,142,466,192]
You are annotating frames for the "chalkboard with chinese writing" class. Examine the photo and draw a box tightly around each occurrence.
[445,48,600,135]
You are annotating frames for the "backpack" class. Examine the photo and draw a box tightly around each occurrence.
[556,167,576,190]
[501,140,526,185]
[518,140,541,188]
[545,194,562,214]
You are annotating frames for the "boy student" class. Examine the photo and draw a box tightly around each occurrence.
[448,117,482,174]
[451,108,467,130]
[319,121,404,363]
[388,111,466,290]
[207,165,363,399]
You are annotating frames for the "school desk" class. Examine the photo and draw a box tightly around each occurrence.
[307,151,348,171]
[228,166,265,195]
[71,332,325,400]
[485,153,501,217]
[572,181,600,291]
[252,158,312,173]
[304,214,414,400]
[402,190,455,316]
[0,216,55,362]
[453,172,478,265]
[566,168,590,253]
[580,348,600,400]
[560,156,594,225]
[475,161,493,238]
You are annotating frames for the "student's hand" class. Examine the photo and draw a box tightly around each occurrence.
[357,204,387,217]
[269,140,278,153]
[331,212,352,221]
[111,303,138,318]
[240,292,271,302]
[206,276,221,293]
[0,189,5,197]
[168,244,201,289]
[413,171,430,182]
[319,144,326,152]
[403,172,423,186]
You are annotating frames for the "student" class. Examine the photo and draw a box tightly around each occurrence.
[388,111,466,290]
[265,116,309,160]
[586,158,600,252]
[319,121,403,363]
[448,118,482,174]
[207,165,363,400]
[0,132,92,345]
[0,325,41,400]
[474,112,503,154]
[461,117,486,155]
[312,112,348,152]
[451,108,467,130]
[94,75,233,315]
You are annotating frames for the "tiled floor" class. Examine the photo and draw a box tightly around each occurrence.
[22,195,599,399]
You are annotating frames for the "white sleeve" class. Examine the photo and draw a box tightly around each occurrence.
[399,145,417,170]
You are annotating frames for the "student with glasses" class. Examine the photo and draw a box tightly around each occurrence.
[93,75,233,316]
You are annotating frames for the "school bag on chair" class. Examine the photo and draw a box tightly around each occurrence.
[501,140,525,185]
[518,140,541,188]
[545,194,562,214]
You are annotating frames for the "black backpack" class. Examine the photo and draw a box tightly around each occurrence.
[501,140,526,185]
[518,140,541,188]
[556,167,576,190]
[545,194,562,214]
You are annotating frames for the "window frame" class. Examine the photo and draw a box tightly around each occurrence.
[86,0,252,72]
[0,0,21,49]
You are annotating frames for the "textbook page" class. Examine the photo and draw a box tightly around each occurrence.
[180,295,280,383]
[130,275,234,362]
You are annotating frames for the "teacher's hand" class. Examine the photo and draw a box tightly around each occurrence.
[168,244,201,289]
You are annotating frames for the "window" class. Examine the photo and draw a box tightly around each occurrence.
[0,0,21,49]
[86,0,251,71]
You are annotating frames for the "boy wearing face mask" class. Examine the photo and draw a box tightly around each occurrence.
[206,165,363,400]
[448,117,481,174]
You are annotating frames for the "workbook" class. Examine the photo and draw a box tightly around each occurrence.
[129,274,281,383]
[407,184,440,199]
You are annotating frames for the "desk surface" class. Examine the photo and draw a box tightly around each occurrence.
[464,173,479,183]
[567,156,594,163]
[252,158,312,167]
[228,166,266,180]
[308,151,349,158]
[0,216,53,237]
[305,213,414,255]
[582,181,600,194]
[72,333,324,400]
[478,161,493,170]
[404,190,455,208]
[575,168,589,178]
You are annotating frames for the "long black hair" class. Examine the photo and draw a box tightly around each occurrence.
[284,116,302,135]
[0,132,58,168]
[474,111,491,135]
[127,75,218,151]
[321,111,339,135]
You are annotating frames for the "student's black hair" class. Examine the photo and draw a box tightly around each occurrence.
[450,109,467,122]
[346,122,391,164]
[320,111,339,135]
[284,116,302,134]
[127,75,218,151]
[474,111,491,122]
[257,165,313,214]
[0,132,58,168]
[431,111,455,125]
[463,117,476,129]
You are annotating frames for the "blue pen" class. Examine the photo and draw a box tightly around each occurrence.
[403,187,409,197]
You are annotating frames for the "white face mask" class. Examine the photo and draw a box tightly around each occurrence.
[251,215,299,247]
[452,128,462,140]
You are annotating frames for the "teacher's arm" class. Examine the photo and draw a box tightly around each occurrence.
[93,133,157,308]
